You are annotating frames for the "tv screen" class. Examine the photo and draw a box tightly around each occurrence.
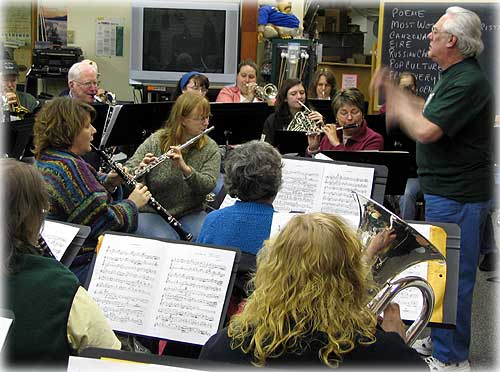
[131,0,240,87]
[143,8,225,74]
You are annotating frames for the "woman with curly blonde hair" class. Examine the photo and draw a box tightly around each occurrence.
[200,213,426,368]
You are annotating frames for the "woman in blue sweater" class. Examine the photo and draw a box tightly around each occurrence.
[197,140,282,254]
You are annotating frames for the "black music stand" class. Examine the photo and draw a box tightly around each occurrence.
[308,98,334,124]
[6,117,35,160]
[84,232,241,359]
[44,219,91,267]
[321,150,410,195]
[91,102,175,147]
[208,102,268,145]
[273,130,308,156]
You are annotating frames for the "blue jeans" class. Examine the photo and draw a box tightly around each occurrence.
[135,211,207,241]
[399,177,422,220]
[425,194,491,363]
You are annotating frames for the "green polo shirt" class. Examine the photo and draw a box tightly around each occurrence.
[418,58,493,203]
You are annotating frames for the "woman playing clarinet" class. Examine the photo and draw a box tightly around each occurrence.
[126,91,221,240]
[33,97,151,283]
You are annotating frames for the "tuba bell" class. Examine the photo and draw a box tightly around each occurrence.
[354,192,446,345]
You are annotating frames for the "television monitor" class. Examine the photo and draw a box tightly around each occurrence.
[130,0,240,87]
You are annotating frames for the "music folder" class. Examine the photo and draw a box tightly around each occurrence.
[86,232,240,347]
[320,150,410,195]
[273,130,308,156]
[208,102,268,145]
[42,219,91,267]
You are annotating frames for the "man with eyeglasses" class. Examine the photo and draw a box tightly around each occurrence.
[65,61,99,104]
[372,7,492,372]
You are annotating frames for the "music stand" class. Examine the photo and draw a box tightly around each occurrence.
[308,98,334,124]
[45,219,91,267]
[321,150,409,196]
[91,102,175,147]
[7,117,35,160]
[208,102,268,145]
[273,130,308,156]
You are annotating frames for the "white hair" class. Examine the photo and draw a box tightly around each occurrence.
[67,61,97,83]
[443,6,484,57]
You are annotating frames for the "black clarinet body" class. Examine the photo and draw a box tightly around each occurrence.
[91,144,193,241]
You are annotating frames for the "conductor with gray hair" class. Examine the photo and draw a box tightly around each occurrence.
[372,7,492,371]
[197,140,282,255]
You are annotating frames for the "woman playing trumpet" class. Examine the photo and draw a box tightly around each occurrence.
[306,88,384,156]
[125,92,221,240]
[262,78,324,145]
[216,60,263,103]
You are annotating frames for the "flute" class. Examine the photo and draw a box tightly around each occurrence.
[133,126,215,181]
[91,144,193,241]
[306,123,360,135]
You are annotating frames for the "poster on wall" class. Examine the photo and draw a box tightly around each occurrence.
[40,4,68,46]
[341,74,358,89]
[96,17,124,57]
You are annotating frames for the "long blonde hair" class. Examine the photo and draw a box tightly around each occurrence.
[228,213,378,367]
[159,91,211,152]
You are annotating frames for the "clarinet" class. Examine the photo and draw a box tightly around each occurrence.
[90,144,193,241]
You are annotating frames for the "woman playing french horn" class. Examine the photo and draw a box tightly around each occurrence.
[262,78,324,145]
[306,88,384,156]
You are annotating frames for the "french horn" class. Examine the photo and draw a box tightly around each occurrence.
[354,192,446,345]
[286,100,323,135]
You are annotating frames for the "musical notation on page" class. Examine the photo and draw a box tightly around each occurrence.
[87,234,236,345]
[40,220,79,261]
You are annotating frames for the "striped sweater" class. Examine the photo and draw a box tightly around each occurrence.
[35,149,138,240]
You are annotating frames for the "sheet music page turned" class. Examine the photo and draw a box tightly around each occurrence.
[87,234,236,345]
[41,220,80,261]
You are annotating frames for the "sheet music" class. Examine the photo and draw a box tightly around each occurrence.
[274,158,373,218]
[68,356,202,371]
[0,316,13,351]
[270,212,300,236]
[390,224,432,321]
[273,159,325,212]
[40,220,79,261]
[87,234,236,345]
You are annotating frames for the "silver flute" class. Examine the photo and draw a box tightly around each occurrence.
[133,126,215,181]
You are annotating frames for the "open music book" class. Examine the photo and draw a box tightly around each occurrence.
[221,157,374,224]
[87,233,238,345]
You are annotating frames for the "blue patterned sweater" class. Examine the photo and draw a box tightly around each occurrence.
[35,149,138,241]
[197,201,274,255]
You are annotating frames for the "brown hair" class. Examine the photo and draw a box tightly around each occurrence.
[159,91,211,152]
[32,97,95,159]
[2,159,49,270]
[308,68,337,99]
[332,88,366,118]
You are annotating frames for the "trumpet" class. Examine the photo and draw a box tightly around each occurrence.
[354,192,446,345]
[286,100,323,135]
[95,90,116,105]
[133,126,215,181]
[3,93,30,119]
[246,83,278,101]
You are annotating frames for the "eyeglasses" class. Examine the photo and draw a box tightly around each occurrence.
[186,85,208,94]
[338,109,362,118]
[188,114,212,122]
[431,26,450,35]
[74,80,100,88]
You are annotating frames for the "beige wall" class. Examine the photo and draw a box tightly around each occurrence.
[66,0,134,101]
